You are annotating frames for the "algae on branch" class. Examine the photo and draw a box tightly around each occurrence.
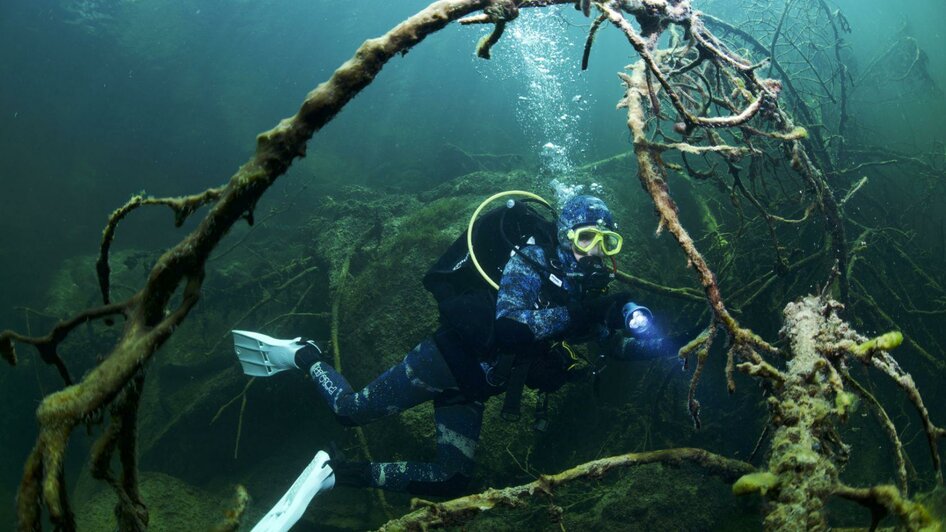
[733,471,779,495]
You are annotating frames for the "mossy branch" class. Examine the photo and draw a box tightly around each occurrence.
[377,448,754,531]
[591,5,939,527]
[868,349,945,485]
[0,299,131,384]
[851,331,903,359]
[600,3,769,132]
[89,372,148,531]
[581,13,608,70]
[97,188,225,307]
[835,483,935,530]
[699,14,836,172]
[469,1,518,59]
[620,60,780,401]
[678,321,717,428]
[614,269,704,303]
[842,371,909,494]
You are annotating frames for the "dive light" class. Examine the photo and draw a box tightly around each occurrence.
[622,302,653,337]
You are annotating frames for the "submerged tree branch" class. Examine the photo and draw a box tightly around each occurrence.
[377,448,754,531]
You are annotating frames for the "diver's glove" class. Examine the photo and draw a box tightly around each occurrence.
[567,291,631,330]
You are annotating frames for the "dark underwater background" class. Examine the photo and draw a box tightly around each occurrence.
[1,0,945,529]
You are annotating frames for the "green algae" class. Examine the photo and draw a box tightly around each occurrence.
[733,471,779,495]
[853,331,904,358]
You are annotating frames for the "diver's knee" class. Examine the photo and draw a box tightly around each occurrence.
[329,394,369,427]
[330,401,365,426]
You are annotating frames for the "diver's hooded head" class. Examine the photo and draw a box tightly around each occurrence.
[557,194,616,251]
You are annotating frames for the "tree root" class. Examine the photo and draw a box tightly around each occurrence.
[89,371,148,530]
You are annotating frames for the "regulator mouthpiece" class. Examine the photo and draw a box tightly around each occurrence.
[622,303,653,337]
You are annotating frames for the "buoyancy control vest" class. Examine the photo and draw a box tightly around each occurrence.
[423,195,578,424]
[422,197,562,359]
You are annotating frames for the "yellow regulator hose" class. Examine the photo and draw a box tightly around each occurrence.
[467,190,551,290]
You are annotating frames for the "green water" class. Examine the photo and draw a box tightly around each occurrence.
[1,0,944,529]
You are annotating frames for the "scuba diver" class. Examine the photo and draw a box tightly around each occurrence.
[232,192,678,531]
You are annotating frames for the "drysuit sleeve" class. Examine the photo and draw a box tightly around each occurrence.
[495,247,572,341]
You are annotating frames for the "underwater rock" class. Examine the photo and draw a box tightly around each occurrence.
[75,471,227,531]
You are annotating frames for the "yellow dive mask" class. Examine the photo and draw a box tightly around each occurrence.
[567,226,623,256]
